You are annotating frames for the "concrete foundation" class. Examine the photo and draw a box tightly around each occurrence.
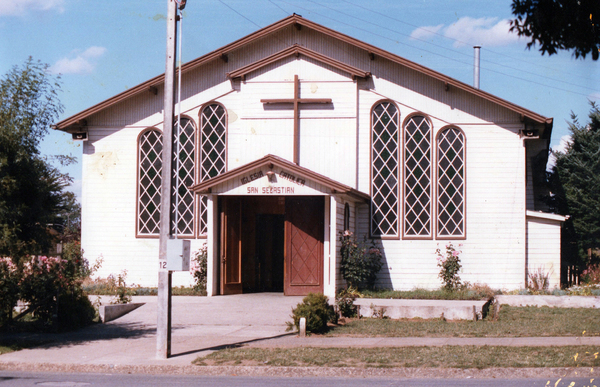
[354,298,491,321]
[495,295,600,308]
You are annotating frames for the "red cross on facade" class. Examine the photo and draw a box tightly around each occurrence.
[261,74,332,165]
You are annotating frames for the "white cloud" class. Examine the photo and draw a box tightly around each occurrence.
[0,0,65,16]
[547,134,572,169]
[410,24,444,41]
[50,46,107,75]
[589,92,600,102]
[410,17,521,48]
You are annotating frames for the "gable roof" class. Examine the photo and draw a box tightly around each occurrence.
[190,154,370,202]
[53,14,552,132]
[226,44,371,80]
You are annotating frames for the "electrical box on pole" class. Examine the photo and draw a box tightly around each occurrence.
[166,239,191,271]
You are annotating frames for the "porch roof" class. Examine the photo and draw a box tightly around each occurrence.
[189,154,370,202]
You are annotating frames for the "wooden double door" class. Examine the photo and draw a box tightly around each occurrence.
[219,196,324,296]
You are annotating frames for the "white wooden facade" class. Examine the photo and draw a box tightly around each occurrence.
[56,15,564,296]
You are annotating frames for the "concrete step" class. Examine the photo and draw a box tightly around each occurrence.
[354,298,491,321]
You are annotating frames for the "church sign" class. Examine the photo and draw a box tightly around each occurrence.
[236,168,317,196]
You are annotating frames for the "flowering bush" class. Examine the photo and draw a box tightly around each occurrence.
[581,264,600,285]
[190,244,208,294]
[436,243,463,291]
[339,231,383,290]
[0,242,96,330]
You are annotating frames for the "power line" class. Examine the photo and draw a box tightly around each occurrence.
[267,0,291,16]
[215,0,596,98]
[216,0,263,29]
[337,0,600,85]
[339,0,595,85]
[305,0,600,93]
[272,0,595,98]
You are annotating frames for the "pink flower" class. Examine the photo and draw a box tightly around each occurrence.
[452,251,460,257]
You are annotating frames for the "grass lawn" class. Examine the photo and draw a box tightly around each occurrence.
[0,345,19,355]
[328,305,600,337]
[195,346,600,368]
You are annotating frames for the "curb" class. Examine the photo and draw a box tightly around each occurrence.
[1,362,598,379]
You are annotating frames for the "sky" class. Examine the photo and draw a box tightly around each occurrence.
[1,0,599,201]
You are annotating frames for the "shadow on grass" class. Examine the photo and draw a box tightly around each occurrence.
[171,332,297,359]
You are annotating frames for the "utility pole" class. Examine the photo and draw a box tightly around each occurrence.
[157,0,183,360]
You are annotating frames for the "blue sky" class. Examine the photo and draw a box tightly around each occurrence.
[1,0,598,200]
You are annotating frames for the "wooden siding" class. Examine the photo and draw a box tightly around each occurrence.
[527,216,562,289]
[81,127,197,287]
[77,23,543,290]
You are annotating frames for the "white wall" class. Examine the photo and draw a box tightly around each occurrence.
[527,215,562,289]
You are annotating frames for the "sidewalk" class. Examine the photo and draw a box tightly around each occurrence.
[1,294,599,372]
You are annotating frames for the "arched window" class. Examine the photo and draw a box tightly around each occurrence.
[437,127,465,238]
[371,101,399,237]
[171,117,196,236]
[199,103,227,235]
[137,129,163,236]
[403,115,432,238]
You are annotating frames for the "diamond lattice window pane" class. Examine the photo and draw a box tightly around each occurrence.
[437,127,465,237]
[403,116,432,237]
[371,102,399,236]
[137,129,163,236]
[170,117,196,237]
[199,104,227,235]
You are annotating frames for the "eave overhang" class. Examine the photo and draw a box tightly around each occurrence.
[190,154,370,203]
[526,210,567,223]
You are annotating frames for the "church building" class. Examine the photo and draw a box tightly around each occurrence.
[54,15,565,297]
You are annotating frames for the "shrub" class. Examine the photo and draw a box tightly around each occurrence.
[0,258,20,325]
[56,288,96,330]
[339,231,382,290]
[336,288,359,318]
[110,271,132,304]
[581,264,600,284]
[527,266,551,292]
[436,243,462,291]
[191,244,208,294]
[288,293,336,334]
[1,245,99,330]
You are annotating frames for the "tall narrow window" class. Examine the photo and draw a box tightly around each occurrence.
[437,127,465,238]
[199,103,227,235]
[171,117,196,236]
[137,129,163,236]
[403,115,432,238]
[371,101,399,237]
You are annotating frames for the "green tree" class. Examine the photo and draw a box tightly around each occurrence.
[510,0,600,60]
[0,58,73,261]
[550,102,600,267]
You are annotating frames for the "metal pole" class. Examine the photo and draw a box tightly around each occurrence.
[157,0,178,360]
[473,45,481,89]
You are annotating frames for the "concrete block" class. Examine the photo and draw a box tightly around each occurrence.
[354,298,490,320]
[495,295,600,308]
[99,303,145,323]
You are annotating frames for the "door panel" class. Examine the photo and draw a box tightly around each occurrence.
[220,196,243,295]
[284,197,324,295]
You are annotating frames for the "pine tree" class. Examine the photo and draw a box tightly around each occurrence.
[550,102,600,265]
